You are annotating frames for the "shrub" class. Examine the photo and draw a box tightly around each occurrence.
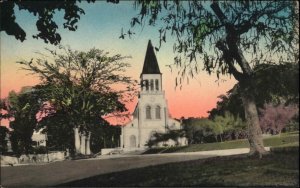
[259,104,299,134]
[33,146,47,154]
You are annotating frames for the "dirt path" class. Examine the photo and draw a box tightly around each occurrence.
[1,147,269,187]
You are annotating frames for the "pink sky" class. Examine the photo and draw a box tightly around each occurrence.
[0,2,237,126]
[1,48,236,126]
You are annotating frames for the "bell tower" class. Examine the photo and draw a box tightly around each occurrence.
[140,40,162,93]
[120,39,187,150]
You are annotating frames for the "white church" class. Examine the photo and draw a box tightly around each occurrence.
[120,40,187,151]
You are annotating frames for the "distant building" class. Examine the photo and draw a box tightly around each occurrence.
[32,129,47,147]
[120,40,187,150]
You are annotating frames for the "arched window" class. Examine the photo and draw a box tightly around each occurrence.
[155,106,161,119]
[155,79,159,91]
[146,106,151,119]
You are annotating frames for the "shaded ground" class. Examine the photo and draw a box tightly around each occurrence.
[59,151,299,187]
[1,149,240,187]
[1,133,298,187]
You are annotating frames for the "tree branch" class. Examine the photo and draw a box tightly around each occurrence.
[216,40,244,81]
[211,2,252,76]
[237,2,289,35]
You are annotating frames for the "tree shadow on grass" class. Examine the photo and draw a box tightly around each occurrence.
[56,152,299,187]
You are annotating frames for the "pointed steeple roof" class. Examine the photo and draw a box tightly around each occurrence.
[141,40,161,74]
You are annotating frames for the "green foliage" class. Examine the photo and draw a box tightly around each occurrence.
[208,91,244,120]
[146,128,185,148]
[127,1,298,154]
[209,63,299,121]
[213,112,247,141]
[37,110,74,152]
[252,63,299,106]
[182,118,216,144]
[0,1,98,45]
[285,121,299,132]
[90,123,121,153]
[1,87,43,155]
[126,1,297,82]
[33,146,47,154]
[0,126,9,154]
[17,46,136,153]
[182,114,246,144]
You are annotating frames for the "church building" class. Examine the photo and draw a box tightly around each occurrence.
[120,40,187,150]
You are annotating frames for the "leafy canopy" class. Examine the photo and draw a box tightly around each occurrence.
[0,0,124,45]
[125,1,298,85]
[17,46,137,133]
[1,87,43,155]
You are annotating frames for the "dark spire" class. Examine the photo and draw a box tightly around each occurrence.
[141,40,161,74]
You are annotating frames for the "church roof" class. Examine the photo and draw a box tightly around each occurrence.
[141,40,161,74]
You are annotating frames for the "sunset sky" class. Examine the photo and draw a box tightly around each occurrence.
[1,1,236,126]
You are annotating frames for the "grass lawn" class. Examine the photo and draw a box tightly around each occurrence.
[143,131,299,154]
[59,149,299,187]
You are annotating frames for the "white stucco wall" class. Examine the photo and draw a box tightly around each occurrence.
[121,64,187,149]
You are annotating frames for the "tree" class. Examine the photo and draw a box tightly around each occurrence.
[17,46,137,155]
[0,1,88,45]
[37,110,74,152]
[146,128,185,148]
[0,126,9,154]
[209,123,223,143]
[125,1,298,157]
[259,104,299,135]
[208,62,299,120]
[1,87,43,155]
[208,90,244,121]
[0,0,124,45]
[213,112,247,141]
[253,63,299,106]
[182,118,215,144]
[90,120,121,154]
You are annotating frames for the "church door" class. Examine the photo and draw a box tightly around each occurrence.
[130,135,136,148]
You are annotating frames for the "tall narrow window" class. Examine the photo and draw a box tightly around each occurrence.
[146,106,151,119]
[155,79,159,91]
[150,79,154,91]
[155,106,161,119]
[145,80,149,91]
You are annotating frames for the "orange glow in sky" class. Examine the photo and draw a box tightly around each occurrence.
[0,1,237,126]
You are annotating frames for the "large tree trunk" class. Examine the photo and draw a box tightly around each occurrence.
[80,133,86,155]
[74,128,80,154]
[74,128,91,155]
[86,132,91,155]
[241,93,268,157]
